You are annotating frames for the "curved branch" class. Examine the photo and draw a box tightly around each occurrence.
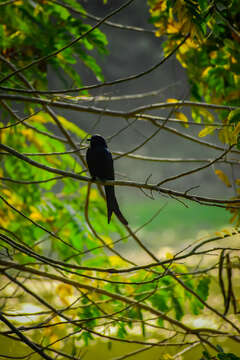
[0,142,239,207]
[0,312,54,360]
[49,0,156,34]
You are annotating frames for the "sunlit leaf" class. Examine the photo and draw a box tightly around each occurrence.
[228,108,240,124]
[167,98,178,103]
[174,111,188,127]
[198,126,215,137]
[215,169,232,187]
[58,115,87,138]
[198,108,215,123]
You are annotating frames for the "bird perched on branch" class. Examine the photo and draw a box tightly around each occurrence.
[86,135,128,226]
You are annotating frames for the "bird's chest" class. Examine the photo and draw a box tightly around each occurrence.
[87,147,114,180]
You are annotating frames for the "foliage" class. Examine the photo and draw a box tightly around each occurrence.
[201,345,240,360]
[0,0,107,90]
[148,0,240,107]
[148,0,240,224]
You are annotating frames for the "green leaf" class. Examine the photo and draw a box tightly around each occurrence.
[150,292,169,312]
[63,0,86,13]
[80,331,93,346]
[202,350,211,360]
[0,0,106,91]
[171,295,184,320]
[117,322,127,339]
[79,50,105,81]
[237,136,240,150]
[196,276,211,301]
[190,298,203,315]
[51,3,70,20]
[58,115,87,138]
[228,109,240,124]
[218,353,240,360]
[216,345,224,352]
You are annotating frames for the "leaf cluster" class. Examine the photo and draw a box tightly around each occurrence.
[0,0,107,89]
[148,0,240,225]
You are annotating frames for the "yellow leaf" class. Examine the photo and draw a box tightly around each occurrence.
[163,354,174,360]
[21,128,46,151]
[56,283,73,297]
[215,169,231,187]
[89,188,99,201]
[210,51,217,59]
[29,206,45,222]
[166,252,173,259]
[9,31,21,40]
[45,155,61,167]
[0,210,10,227]
[155,29,162,37]
[218,127,236,144]
[151,0,167,13]
[33,4,43,16]
[216,228,235,237]
[235,179,240,186]
[198,109,215,123]
[56,284,74,306]
[0,123,8,142]
[58,115,87,138]
[29,111,54,124]
[174,111,188,128]
[167,98,178,103]
[2,189,11,197]
[202,66,212,78]
[57,53,65,61]
[109,255,127,267]
[233,122,240,137]
[198,126,215,137]
[49,333,61,349]
[61,227,71,237]
[167,21,181,34]
[102,235,114,248]
[215,231,225,238]
[29,112,87,140]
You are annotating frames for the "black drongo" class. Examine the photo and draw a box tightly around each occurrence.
[86,135,128,225]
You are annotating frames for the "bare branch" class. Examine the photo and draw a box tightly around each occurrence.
[0,143,239,208]
[0,312,54,360]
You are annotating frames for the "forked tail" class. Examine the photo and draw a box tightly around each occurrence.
[104,185,128,225]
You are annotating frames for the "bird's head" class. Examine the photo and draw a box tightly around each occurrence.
[87,134,107,147]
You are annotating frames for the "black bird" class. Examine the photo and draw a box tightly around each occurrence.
[86,135,128,225]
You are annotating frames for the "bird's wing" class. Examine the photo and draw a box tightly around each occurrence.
[86,147,96,178]
[86,147,114,180]
[103,148,114,180]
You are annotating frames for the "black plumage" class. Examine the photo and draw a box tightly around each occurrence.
[86,135,128,225]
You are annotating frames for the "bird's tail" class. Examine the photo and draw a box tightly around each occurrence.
[104,186,128,225]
